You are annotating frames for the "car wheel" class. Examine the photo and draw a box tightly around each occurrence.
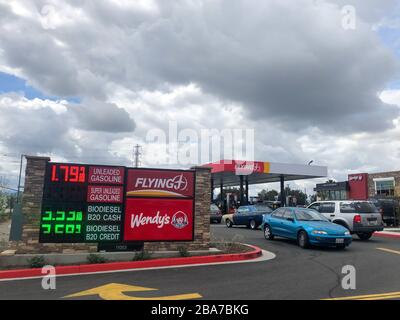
[226,219,233,228]
[217,218,222,224]
[357,232,373,240]
[264,224,274,240]
[250,220,257,230]
[298,230,309,249]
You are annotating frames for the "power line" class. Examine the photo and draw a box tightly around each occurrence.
[0,185,18,192]
[133,144,142,168]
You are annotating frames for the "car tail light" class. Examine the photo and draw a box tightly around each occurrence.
[353,215,362,224]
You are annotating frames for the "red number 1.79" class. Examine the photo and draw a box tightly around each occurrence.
[51,165,86,183]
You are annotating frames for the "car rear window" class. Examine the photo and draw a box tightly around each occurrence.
[210,204,219,211]
[340,202,379,214]
[254,205,273,213]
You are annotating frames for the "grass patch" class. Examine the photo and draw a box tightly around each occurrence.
[132,250,153,261]
[86,253,108,264]
[0,240,9,252]
[27,256,47,268]
[178,246,190,257]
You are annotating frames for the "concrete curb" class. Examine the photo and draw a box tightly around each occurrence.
[0,244,262,280]
[374,232,400,239]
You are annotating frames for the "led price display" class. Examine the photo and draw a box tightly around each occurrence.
[50,164,86,183]
[40,203,85,243]
[39,162,126,244]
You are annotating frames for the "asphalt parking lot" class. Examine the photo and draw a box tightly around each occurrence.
[1,224,400,300]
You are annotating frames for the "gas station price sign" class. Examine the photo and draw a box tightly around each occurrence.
[39,163,126,243]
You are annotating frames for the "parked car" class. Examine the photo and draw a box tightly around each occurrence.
[260,201,281,210]
[369,198,399,227]
[210,203,222,223]
[307,200,384,240]
[224,204,273,230]
[261,207,352,249]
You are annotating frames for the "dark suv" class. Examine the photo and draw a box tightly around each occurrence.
[369,198,399,227]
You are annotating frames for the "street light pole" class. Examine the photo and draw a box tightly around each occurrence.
[16,154,24,204]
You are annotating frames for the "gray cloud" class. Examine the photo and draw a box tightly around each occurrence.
[71,99,136,133]
[0,0,397,134]
[0,0,399,188]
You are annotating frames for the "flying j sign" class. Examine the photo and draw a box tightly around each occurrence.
[39,163,195,244]
[124,169,195,242]
[126,169,194,198]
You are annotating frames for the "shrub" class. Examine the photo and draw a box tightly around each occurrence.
[28,256,47,268]
[178,246,190,257]
[0,210,8,223]
[132,250,152,261]
[0,240,8,252]
[86,253,107,264]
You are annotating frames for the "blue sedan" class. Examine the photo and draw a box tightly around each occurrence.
[261,207,352,249]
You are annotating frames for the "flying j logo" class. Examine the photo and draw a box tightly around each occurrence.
[124,198,194,241]
[126,169,195,198]
[234,161,265,175]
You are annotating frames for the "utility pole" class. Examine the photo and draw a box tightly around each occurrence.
[16,154,24,203]
[133,145,142,168]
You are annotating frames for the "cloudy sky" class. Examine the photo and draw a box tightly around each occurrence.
[0,0,399,195]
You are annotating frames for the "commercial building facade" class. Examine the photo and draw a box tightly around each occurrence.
[315,171,400,201]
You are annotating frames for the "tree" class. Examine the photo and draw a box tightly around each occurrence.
[279,186,308,206]
[258,189,278,201]
[0,177,10,222]
[215,187,240,202]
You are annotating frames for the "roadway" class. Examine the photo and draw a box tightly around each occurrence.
[1,224,400,300]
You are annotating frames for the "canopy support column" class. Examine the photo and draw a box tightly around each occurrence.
[210,177,214,203]
[220,180,225,214]
[245,176,249,205]
[240,175,244,205]
[280,175,286,207]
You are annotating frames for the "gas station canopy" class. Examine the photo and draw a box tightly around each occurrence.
[202,160,328,207]
[203,160,328,187]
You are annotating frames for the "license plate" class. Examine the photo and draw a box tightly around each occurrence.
[336,238,344,244]
[369,220,377,225]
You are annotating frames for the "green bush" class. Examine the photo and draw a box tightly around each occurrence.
[178,246,190,257]
[0,240,8,252]
[132,250,152,261]
[28,256,47,268]
[86,253,108,264]
[0,210,8,223]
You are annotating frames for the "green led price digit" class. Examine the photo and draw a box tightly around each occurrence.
[76,211,83,221]
[75,225,82,234]
[66,211,76,221]
[41,224,51,234]
[42,211,52,221]
[56,211,65,221]
[65,224,75,234]
[55,224,65,234]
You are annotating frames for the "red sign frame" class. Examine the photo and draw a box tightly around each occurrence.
[126,169,195,198]
[88,166,125,185]
[124,198,194,241]
[87,185,124,203]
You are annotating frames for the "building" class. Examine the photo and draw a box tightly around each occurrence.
[314,181,349,200]
[314,171,400,201]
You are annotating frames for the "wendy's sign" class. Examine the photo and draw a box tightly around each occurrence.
[40,162,196,244]
[124,168,195,241]
[124,198,194,241]
[126,169,195,198]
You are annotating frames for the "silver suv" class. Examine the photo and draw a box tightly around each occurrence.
[307,201,384,240]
